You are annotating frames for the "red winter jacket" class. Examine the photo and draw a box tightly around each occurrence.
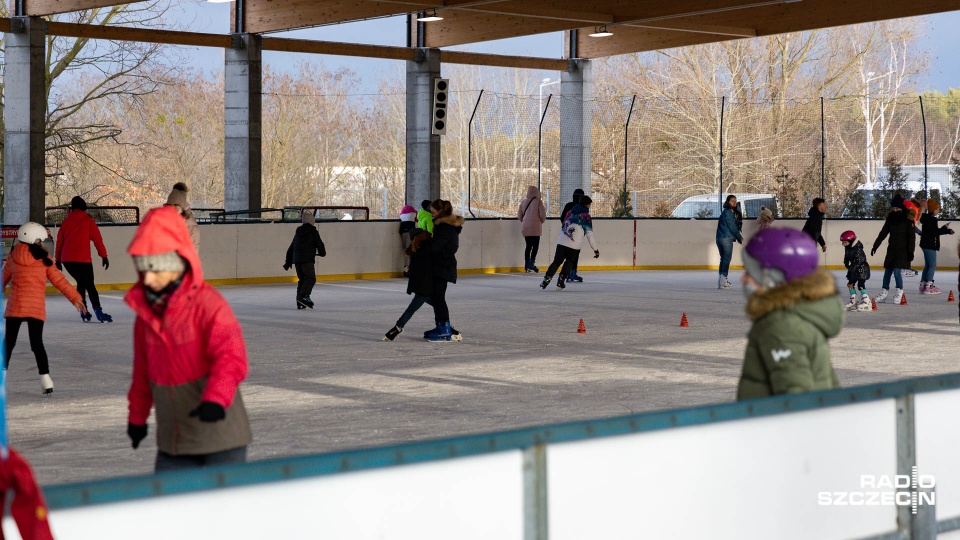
[125,206,251,455]
[55,210,107,264]
[3,243,82,321]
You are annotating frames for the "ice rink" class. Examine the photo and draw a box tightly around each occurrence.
[7,269,958,485]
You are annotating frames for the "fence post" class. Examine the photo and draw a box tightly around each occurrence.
[523,444,548,540]
[632,191,637,217]
[467,90,483,219]
[920,96,929,197]
[821,96,825,200]
[623,95,637,217]
[544,188,550,216]
[718,96,725,216]
[538,94,552,192]
[382,188,388,219]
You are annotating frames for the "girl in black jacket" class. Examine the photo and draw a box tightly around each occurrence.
[283,211,326,309]
[425,199,464,342]
[871,195,915,305]
[919,199,954,294]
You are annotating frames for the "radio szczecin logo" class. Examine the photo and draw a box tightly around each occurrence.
[818,467,935,514]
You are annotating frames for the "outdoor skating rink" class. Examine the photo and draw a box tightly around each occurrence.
[9,269,959,486]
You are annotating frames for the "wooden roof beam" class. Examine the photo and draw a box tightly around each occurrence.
[22,0,137,17]
[45,20,235,48]
[245,0,429,34]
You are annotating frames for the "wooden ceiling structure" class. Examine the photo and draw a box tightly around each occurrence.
[6,0,960,67]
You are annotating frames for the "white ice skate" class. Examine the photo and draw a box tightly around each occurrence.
[857,296,872,312]
[876,289,889,303]
[892,288,904,305]
[40,374,53,395]
[843,297,858,311]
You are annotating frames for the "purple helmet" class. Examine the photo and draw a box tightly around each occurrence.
[743,228,819,286]
[840,230,856,243]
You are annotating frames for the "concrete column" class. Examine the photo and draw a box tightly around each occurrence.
[224,34,262,212]
[559,59,593,206]
[405,48,441,206]
[3,17,47,225]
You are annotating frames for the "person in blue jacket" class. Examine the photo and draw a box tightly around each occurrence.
[716,194,743,289]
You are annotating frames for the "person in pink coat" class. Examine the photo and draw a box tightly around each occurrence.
[518,185,547,273]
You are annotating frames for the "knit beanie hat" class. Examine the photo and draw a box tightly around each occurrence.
[302,211,316,224]
[166,182,190,209]
[928,199,941,214]
[891,194,905,210]
[759,206,773,220]
[70,196,87,211]
[401,205,416,215]
[133,251,186,273]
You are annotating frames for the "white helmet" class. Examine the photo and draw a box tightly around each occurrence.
[17,222,48,245]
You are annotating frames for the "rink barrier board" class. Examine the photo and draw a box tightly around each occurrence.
[35,372,960,540]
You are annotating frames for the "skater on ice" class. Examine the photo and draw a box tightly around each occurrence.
[540,196,599,291]
[283,210,327,309]
[423,199,463,342]
[736,228,842,400]
[417,199,435,236]
[801,197,827,253]
[715,194,743,290]
[560,188,586,282]
[918,198,953,294]
[54,196,112,323]
[399,204,418,277]
[840,230,872,312]
[518,185,546,274]
[871,194,916,304]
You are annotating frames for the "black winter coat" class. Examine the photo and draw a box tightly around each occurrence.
[919,213,953,251]
[430,215,464,283]
[872,211,915,269]
[406,238,434,297]
[285,224,326,266]
[801,208,826,248]
[843,240,870,282]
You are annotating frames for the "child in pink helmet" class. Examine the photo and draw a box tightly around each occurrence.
[841,230,871,311]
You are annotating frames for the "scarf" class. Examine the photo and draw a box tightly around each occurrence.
[144,276,184,317]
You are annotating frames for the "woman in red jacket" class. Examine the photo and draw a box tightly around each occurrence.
[4,223,86,394]
[54,196,111,323]
[124,206,252,471]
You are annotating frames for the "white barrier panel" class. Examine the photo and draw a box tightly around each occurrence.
[916,388,960,520]
[547,401,898,540]
[3,451,524,540]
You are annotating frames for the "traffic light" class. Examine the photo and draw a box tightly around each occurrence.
[432,78,449,135]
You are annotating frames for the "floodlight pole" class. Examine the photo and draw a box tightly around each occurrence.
[623,95,637,216]
[466,90,483,219]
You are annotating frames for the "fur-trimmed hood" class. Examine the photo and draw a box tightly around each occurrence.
[435,214,464,227]
[745,269,840,329]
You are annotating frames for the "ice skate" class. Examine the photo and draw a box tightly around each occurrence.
[296,297,308,309]
[720,277,732,289]
[93,307,113,323]
[892,288,904,305]
[525,260,539,273]
[80,309,92,323]
[556,278,566,291]
[903,269,918,277]
[539,276,551,290]
[919,282,928,294]
[926,282,942,295]
[302,296,315,308]
[843,296,858,311]
[40,374,53,395]
[428,322,453,342]
[450,328,463,342]
[567,271,583,283]
[876,289,889,302]
[382,325,403,341]
[857,296,872,311]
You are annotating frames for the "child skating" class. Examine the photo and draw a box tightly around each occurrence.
[540,196,599,291]
[417,200,434,235]
[918,198,954,294]
[55,196,112,323]
[4,222,87,394]
[840,230,871,311]
[283,210,326,309]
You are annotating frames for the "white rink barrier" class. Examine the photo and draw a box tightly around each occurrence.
[7,374,960,540]
[45,217,960,290]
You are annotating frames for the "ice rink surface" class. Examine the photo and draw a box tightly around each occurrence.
[7,270,958,485]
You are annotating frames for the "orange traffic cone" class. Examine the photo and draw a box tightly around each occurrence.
[948,290,955,302]
[577,319,586,334]
[680,313,689,327]
[900,293,908,305]
[871,298,877,311]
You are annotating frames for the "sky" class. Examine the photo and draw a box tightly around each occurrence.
[169,1,960,92]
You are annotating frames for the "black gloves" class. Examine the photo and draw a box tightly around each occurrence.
[128,423,148,449]
[870,248,877,256]
[283,263,291,271]
[102,257,109,270]
[736,238,743,245]
[55,261,63,271]
[189,401,226,422]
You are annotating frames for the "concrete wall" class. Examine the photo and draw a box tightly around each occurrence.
[48,218,960,290]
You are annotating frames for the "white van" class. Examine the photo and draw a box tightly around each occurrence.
[671,194,777,219]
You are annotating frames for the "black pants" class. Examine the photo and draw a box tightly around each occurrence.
[5,317,49,374]
[431,278,450,322]
[63,262,100,308]
[295,263,316,299]
[546,245,580,280]
[155,446,247,473]
[524,236,540,262]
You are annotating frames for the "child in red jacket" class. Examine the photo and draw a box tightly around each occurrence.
[54,196,111,323]
[124,207,252,472]
[4,223,86,394]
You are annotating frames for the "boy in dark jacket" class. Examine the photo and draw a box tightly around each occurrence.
[283,211,326,309]
[801,198,827,253]
[918,198,954,294]
[871,195,915,305]
[840,230,871,312]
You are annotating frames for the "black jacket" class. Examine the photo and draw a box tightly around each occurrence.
[919,213,953,251]
[285,224,326,266]
[406,233,434,297]
[872,210,915,269]
[430,215,464,283]
[801,207,826,248]
[843,240,871,282]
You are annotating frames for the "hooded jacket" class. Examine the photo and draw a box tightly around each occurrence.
[417,209,434,235]
[872,209,916,269]
[737,269,843,400]
[284,224,326,266]
[716,202,743,242]
[55,210,107,264]
[430,214,464,283]
[556,204,597,251]
[125,206,252,456]
[919,213,952,251]
[518,186,547,237]
[406,231,434,297]
[843,240,871,282]
[801,207,826,248]
[3,243,82,321]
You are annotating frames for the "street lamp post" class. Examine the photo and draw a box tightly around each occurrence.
[539,78,560,118]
